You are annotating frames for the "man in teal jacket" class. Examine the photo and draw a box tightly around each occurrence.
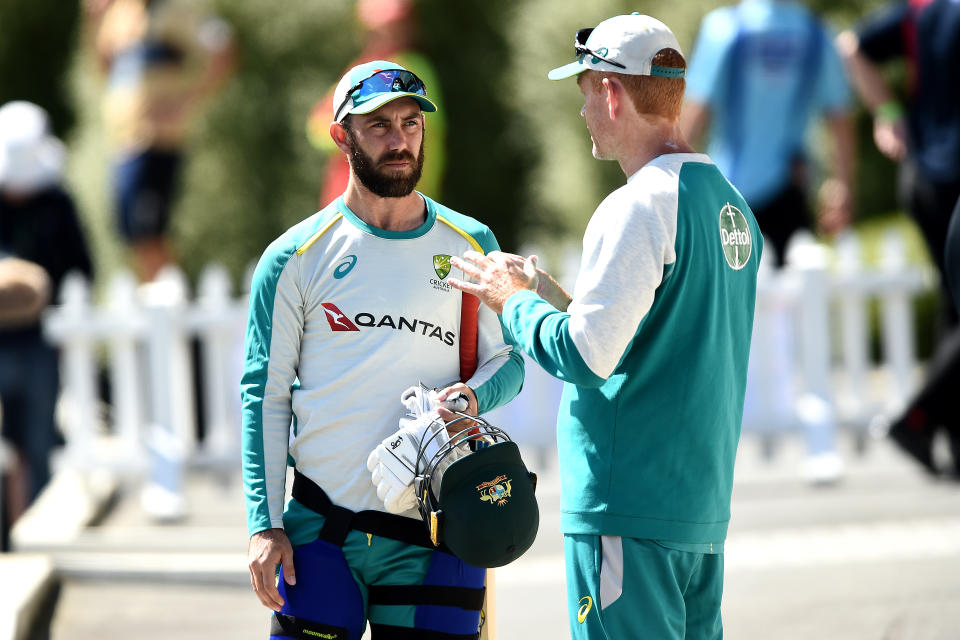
[450,14,761,640]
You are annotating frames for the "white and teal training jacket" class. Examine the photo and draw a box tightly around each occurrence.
[241,194,524,539]
[502,153,761,545]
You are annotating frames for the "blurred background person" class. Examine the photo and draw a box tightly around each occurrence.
[680,0,855,484]
[681,0,856,268]
[949,196,960,313]
[0,256,50,326]
[305,0,446,207]
[837,0,960,477]
[86,0,234,282]
[0,101,93,550]
[0,254,50,552]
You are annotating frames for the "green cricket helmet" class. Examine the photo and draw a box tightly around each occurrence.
[414,414,539,568]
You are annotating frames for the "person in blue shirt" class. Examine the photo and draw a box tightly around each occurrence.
[451,14,761,640]
[838,0,960,477]
[682,0,855,266]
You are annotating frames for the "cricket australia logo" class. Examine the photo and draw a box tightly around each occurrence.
[431,254,453,292]
[433,254,452,279]
[477,474,512,506]
[718,203,752,270]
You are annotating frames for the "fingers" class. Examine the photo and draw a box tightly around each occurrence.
[437,408,477,432]
[248,563,263,604]
[450,255,485,281]
[436,385,477,414]
[437,383,479,433]
[280,544,296,587]
[252,559,284,610]
[523,255,539,280]
[446,277,481,295]
[262,564,285,610]
[497,252,528,268]
[457,250,488,266]
[443,415,478,435]
[248,530,294,611]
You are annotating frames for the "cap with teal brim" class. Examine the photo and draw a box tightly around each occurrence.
[333,60,437,122]
[548,14,684,81]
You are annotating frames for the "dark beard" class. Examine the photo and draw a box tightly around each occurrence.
[346,129,425,198]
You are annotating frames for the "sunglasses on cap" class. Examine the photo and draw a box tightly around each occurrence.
[574,28,626,70]
[335,68,428,122]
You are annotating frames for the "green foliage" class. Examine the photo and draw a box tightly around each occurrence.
[43,0,934,291]
[0,0,80,135]
[502,0,728,254]
[72,0,533,282]
[6,0,942,362]
[173,0,358,284]
[417,0,532,253]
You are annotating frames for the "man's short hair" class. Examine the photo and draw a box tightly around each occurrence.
[589,49,686,120]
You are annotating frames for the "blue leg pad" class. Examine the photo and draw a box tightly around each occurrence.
[412,552,485,635]
[270,538,365,639]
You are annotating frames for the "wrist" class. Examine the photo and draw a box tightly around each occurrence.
[874,100,904,123]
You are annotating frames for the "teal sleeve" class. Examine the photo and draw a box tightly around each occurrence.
[502,289,605,388]
[241,239,300,537]
[241,252,281,537]
[474,340,525,414]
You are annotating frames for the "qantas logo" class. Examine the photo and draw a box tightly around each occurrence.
[321,303,360,331]
[320,302,455,345]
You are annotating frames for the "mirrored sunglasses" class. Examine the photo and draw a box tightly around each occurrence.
[336,69,428,121]
[574,28,626,70]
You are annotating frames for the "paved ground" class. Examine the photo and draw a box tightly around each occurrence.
[34,431,960,639]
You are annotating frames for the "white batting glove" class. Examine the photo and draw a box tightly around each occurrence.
[366,411,469,514]
[400,383,469,420]
[369,456,418,513]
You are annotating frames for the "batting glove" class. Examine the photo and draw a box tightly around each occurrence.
[366,411,468,514]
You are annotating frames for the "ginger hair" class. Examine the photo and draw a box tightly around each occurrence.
[588,49,686,120]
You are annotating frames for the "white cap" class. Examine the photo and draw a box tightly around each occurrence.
[548,14,684,80]
[0,101,65,193]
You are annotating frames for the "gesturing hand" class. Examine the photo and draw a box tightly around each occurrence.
[449,251,539,314]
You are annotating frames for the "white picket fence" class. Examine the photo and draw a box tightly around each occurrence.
[740,230,931,462]
[16,228,934,519]
[41,265,249,520]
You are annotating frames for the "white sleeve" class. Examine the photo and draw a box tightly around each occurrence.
[472,301,515,386]
[566,176,679,379]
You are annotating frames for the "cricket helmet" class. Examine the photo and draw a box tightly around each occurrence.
[414,414,539,568]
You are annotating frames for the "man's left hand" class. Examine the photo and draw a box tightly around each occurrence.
[449,251,538,315]
[435,383,478,433]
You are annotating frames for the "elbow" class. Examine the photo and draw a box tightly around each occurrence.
[555,354,608,388]
[572,370,608,389]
